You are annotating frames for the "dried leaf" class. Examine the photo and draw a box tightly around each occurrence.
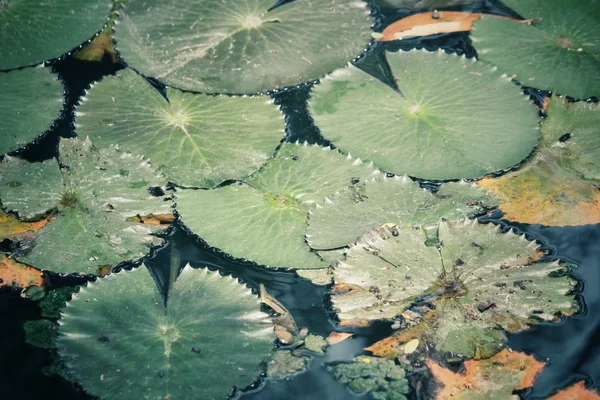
[377,12,532,41]
[548,381,600,400]
[426,349,545,399]
[0,211,51,240]
[327,332,353,345]
[125,213,175,226]
[365,314,431,357]
[75,32,118,63]
[260,284,298,335]
[0,254,44,288]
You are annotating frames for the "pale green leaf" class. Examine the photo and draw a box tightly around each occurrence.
[307,176,499,250]
[309,49,540,180]
[266,350,307,379]
[113,0,373,94]
[75,69,284,187]
[0,67,63,154]
[0,157,63,220]
[58,265,274,400]
[471,0,600,99]
[0,0,112,69]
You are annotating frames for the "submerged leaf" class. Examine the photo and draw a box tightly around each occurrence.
[113,0,373,94]
[0,254,43,288]
[177,143,380,269]
[0,0,112,69]
[58,265,274,400]
[426,349,545,399]
[0,68,63,155]
[307,176,499,251]
[75,69,284,188]
[304,334,327,354]
[478,97,600,226]
[24,319,58,349]
[471,0,600,99]
[328,356,410,400]
[266,350,307,379]
[309,50,540,180]
[332,221,577,357]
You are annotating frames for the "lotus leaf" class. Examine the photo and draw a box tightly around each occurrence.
[0,138,171,274]
[0,0,112,69]
[58,265,274,400]
[328,356,409,400]
[307,175,499,251]
[0,68,63,155]
[113,0,373,94]
[471,0,600,99]
[332,220,577,357]
[75,68,284,187]
[176,142,380,269]
[478,97,600,226]
[309,49,540,180]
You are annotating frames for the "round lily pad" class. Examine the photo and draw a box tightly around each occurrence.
[0,67,63,155]
[332,220,577,357]
[471,0,600,99]
[176,142,380,269]
[309,49,540,180]
[112,0,373,94]
[0,138,171,274]
[75,68,284,187]
[306,175,499,250]
[0,0,113,70]
[58,265,274,399]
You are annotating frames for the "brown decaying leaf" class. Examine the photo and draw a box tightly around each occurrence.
[75,31,118,63]
[377,11,534,41]
[365,312,433,357]
[0,254,44,288]
[0,211,52,240]
[426,349,545,399]
[260,284,298,335]
[327,332,353,345]
[125,213,175,226]
[478,155,600,226]
[548,381,600,400]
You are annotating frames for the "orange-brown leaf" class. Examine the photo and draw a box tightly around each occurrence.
[365,320,429,357]
[75,32,118,63]
[327,332,353,345]
[0,211,52,240]
[427,349,545,399]
[126,213,175,226]
[478,156,600,226]
[377,12,532,41]
[548,381,600,400]
[0,254,44,288]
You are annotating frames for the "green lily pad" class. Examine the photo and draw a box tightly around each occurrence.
[307,176,499,250]
[374,0,476,9]
[309,49,540,180]
[112,0,373,94]
[0,67,63,155]
[332,221,577,357]
[0,157,64,220]
[328,356,409,400]
[75,68,284,187]
[266,350,307,379]
[304,334,327,354]
[176,142,379,269]
[24,319,58,349]
[471,0,600,99]
[0,137,171,274]
[58,265,274,400]
[0,0,112,70]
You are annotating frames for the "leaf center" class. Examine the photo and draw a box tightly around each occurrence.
[158,323,180,357]
[162,109,190,130]
[242,15,263,29]
[555,37,579,50]
[264,193,301,210]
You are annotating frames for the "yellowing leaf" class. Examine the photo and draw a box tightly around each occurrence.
[426,349,545,399]
[0,254,44,288]
[0,211,52,240]
[548,381,600,400]
[75,32,118,63]
[377,11,533,41]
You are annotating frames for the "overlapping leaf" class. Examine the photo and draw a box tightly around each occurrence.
[113,0,373,94]
[478,97,600,226]
[0,68,63,155]
[471,0,600,99]
[332,220,577,357]
[0,138,171,274]
[0,0,112,69]
[58,265,274,400]
[75,69,284,187]
[309,50,540,180]
[177,142,380,269]
[307,176,499,251]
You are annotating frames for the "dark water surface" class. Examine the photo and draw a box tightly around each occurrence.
[1,1,599,399]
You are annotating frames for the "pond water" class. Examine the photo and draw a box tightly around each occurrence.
[1,1,599,399]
